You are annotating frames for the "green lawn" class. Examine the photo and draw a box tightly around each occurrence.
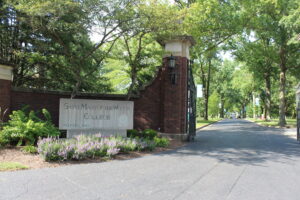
[0,162,29,171]
[248,118,297,128]
[196,118,220,128]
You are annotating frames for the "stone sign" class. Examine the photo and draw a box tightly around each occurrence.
[59,99,134,137]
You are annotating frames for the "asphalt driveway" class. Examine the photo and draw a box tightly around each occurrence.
[1,119,300,200]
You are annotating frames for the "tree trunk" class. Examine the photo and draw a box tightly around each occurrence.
[126,68,137,100]
[204,91,209,120]
[204,59,212,120]
[252,93,256,119]
[220,98,225,118]
[279,47,287,127]
[279,69,287,126]
[264,73,271,121]
[241,104,245,118]
[200,67,207,119]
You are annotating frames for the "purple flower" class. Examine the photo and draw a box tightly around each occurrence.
[107,148,120,156]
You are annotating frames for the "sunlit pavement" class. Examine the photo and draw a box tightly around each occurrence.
[1,119,300,200]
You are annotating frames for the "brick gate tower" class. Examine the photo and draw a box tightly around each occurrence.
[159,36,195,140]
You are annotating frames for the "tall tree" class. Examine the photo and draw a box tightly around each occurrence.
[234,35,278,120]
[215,60,235,118]
[5,0,138,95]
[193,49,219,120]
[107,0,183,98]
[239,0,300,126]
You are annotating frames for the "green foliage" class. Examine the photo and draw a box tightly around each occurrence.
[141,129,158,140]
[280,0,300,44]
[127,128,158,139]
[127,129,139,138]
[22,145,38,154]
[118,138,139,153]
[0,109,60,146]
[208,91,220,118]
[153,137,169,148]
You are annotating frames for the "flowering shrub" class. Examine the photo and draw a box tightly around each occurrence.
[37,134,161,161]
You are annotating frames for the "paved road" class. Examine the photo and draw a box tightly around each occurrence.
[1,119,300,200]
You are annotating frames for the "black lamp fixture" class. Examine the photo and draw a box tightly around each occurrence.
[168,54,177,84]
[168,54,176,69]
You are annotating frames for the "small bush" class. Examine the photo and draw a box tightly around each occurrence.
[127,129,139,138]
[141,129,157,139]
[117,138,139,153]
[0,109,60,146]
[22,145,38,154]
[154,137,169,148]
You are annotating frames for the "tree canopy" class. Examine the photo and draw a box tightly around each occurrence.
[1,0,299,126]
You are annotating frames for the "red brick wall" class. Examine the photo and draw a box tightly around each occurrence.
[10,72,164,131]
[6,57,189,134]
[10,90,128,127]
[133,69,163,131]
[0,79,12,121]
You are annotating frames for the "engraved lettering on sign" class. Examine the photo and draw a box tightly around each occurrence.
[59,99,134,130]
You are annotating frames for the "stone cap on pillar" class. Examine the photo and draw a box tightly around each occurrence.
[159,35,196,59]
[0,63,13,81]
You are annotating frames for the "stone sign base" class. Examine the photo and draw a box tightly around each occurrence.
[67,129,127,138]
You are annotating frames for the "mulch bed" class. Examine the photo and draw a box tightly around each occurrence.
[0,139,186,171]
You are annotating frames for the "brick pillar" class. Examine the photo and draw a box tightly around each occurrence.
[0,64,13,121]
[161,56,188,134]
[160,36,194,140]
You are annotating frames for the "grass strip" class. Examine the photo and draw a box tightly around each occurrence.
[0,162,29,171]
[196,118,219,128]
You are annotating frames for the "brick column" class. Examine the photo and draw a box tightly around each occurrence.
[0,64,13,121]
[161,56,188,134]
[160,36,194,140]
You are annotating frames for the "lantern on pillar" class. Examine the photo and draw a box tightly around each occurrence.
[168,54,176,84]
[168,54,176,69]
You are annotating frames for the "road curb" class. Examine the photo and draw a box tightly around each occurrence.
[196,119,222,132]
[245,119,296,129]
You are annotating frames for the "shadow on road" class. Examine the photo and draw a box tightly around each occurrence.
[155,120,300,166]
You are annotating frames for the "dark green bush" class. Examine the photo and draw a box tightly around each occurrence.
[0,109,60,146]
[141,129,157,139]
[127,129,139,138]
[128,129,158,140]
